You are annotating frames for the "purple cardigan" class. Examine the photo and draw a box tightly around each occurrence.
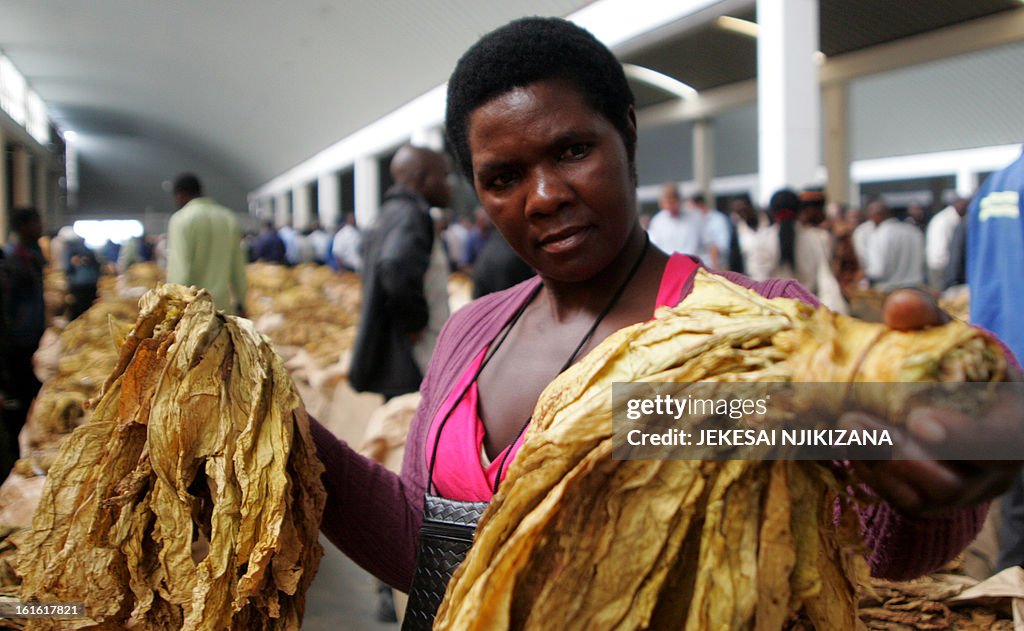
[311,271,986,591]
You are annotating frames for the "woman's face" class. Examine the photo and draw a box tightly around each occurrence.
[467,80,637,283]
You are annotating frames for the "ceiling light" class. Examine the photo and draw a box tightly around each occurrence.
[716,16,759,38]
[572,0,728,48]
[63,130,77,141]
[622,64,699,100]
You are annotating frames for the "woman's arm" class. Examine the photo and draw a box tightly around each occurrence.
[311,418,422,591]
[856,489,987,580]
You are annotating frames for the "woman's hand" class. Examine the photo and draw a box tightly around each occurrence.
[839,289,1023,516]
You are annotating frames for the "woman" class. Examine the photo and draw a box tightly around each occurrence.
[730,193,776,281]
[766,188,849,313]
[312,16,1017,626]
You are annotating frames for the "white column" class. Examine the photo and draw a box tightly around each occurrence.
[756,0,821,204]
[822,82,850,205]
[35,153,49,221]
[249,197,269,223]
[274,191,291,228]
[0,127,7,245]
[956,169,979,199]
[293,183,312,230]
[12,145,32,207]
[64,136,78,211]
[317,172,341,230]
[693,119,715,204]
[354,156,380,230]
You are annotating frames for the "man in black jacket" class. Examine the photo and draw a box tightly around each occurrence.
[348,144,452,622]
[349,145,451,400]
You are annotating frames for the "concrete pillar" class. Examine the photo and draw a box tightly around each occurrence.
[822,82,850,206]
[293,183,312,230]
[0,127,7,245]
[317,172,341,230]
[693,119,715,205]
[956,169,979,199]
[354,156,380,230]
[274,191,291,228]
[35,153,50,222]
[756,0,821,205]
[257,197,273,223]
[12,145,32,207]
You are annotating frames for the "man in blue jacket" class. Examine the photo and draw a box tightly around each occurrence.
[967,146,1024,570]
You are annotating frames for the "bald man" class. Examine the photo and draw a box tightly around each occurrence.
[349,145,452,399]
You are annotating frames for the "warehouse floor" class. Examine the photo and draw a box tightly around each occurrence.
[303,535,399,630]
[299,380,399,629]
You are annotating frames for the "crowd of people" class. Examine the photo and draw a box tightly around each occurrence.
[644,181,971,317]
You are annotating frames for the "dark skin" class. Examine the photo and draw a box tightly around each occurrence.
[476,230,666,456]
[467,81,668,457]
[464,79,1021,512]
[843,288,1022,516]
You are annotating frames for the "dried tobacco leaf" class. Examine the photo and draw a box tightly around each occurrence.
[17,284,326,630]
[435,270,1006,631]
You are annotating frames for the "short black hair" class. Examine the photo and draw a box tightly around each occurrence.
[172,173,203,197]
[769,189,800,214]
[445,17,635,182]
[10,206,40,232]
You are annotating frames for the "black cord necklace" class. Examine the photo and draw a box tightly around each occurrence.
[427,233,651,495]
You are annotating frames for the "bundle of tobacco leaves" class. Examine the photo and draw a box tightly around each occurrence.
[17,284,326,630]
[436,270,1006,630]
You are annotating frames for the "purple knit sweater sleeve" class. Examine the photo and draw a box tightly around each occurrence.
[314,277,541,591]
[310,421,418,590]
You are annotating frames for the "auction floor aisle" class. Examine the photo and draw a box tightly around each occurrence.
[302,534,398,630]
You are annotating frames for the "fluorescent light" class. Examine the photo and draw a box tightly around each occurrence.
[717,16,828,65]
[622,64,699,100]
[571,0,726,48]
[63,130,78,141]
[716,16,759,38]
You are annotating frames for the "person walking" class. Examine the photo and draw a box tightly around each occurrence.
[165,173,248,314]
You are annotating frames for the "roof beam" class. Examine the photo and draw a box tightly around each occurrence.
[819,7,1024,85]
[636,79,757,127]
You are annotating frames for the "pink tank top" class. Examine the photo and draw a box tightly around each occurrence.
[425,254,698,502]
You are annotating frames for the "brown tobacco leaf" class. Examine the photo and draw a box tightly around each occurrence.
[17,284,326,630]
[435,270,1005,631]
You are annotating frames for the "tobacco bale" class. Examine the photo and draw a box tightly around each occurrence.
[436,270,1005,631]
[17,284,326,630]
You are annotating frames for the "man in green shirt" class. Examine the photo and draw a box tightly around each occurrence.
[166,173,248,314]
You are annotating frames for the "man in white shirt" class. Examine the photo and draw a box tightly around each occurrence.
[925,197,968,290]
[851,218,876,271]
[690,193,731,269]
[646,182,703,256]
[307,222,332,265]
[331,212,362,272]
[863,199,925,292]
